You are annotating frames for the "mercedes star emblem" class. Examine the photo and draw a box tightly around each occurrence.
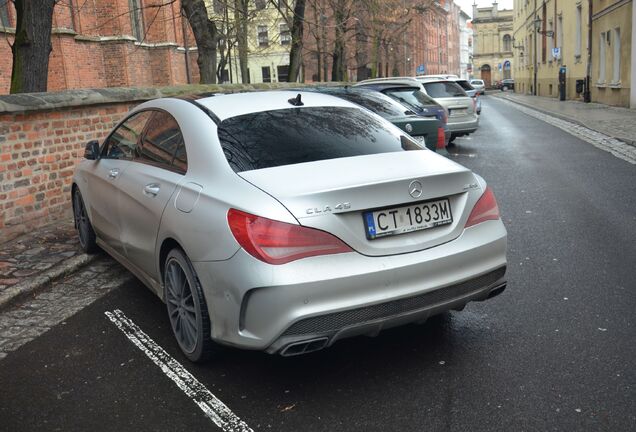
[409,180,422,198]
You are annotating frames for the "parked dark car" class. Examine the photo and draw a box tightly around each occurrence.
[496,79,515,91]
[354,83,450,145]
[302,87,446,152]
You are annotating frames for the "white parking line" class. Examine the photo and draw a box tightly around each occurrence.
[105,309,253,432]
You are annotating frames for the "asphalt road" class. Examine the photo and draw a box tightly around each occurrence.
[1,96,635,432]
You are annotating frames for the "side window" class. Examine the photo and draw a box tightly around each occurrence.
[138,111,187,174]
[103,111,152,160]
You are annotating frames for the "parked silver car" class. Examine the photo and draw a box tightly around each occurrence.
[356,77,479,143]
[72,91,507,362]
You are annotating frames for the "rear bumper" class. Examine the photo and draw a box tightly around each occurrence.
[192,219,507,353]
[447,115,479,135]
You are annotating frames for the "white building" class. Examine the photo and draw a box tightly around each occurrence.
[459,10,473,80]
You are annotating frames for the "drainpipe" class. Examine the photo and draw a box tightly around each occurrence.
[583,0,592,102]
[533,0,538,95]
[181,7,192,85]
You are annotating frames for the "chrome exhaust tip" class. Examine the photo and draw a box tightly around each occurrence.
[280,337,329,357]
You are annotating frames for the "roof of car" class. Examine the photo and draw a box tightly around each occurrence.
[355,77,423,87]
[194,90,359,121]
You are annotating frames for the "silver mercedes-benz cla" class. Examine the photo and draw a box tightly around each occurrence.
[72,91,507,362]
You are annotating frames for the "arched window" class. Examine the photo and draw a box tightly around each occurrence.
[503,34,512,51]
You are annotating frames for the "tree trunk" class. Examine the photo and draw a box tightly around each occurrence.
[182,0,218,84]
[331,4,346,81]
[234,0,249,84]
[287,0,306,82]
[10,0,56,94]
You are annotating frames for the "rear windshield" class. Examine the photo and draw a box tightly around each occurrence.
[217,107,421,172]
[470,80,484,85]
[328,91,414,119]
[423,81,467,98]
[454,80,474,91]
[383,88,438,111]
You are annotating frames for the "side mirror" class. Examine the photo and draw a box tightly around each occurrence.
[84,140,100,160]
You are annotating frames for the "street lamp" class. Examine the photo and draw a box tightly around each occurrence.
[532,17,554,95]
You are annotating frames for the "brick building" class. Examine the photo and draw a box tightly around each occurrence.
[0,0,198,94]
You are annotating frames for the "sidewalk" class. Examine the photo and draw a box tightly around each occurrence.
[491,91,636,147]
[0,219,98,310]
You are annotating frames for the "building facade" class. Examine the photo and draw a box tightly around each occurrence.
[460,10,473,79]
[591,0,633,107]
[207,0,293,84]
[472,1,514,88]
[512,0,591,100]
[0,0,198,94]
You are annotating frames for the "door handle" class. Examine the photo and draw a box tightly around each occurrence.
[143,183,160,196]
[108,168,120,179]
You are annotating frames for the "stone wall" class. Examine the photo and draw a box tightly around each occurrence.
[0,83,324,242]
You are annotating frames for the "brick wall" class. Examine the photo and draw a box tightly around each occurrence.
[0,83,325,243]
[0,0,198,94]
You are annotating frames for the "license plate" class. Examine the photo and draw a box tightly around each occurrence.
[450,108,467,116]
[363,198,452,240]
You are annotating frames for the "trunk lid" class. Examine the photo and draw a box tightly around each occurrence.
[238,151,480,256]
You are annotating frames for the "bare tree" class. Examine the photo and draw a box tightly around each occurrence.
[182,0,220,84]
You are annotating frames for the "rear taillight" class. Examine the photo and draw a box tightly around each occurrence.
[436,127,446,149]
[227,209,353,265]
[472,97,477,112]
[465,187,500,228]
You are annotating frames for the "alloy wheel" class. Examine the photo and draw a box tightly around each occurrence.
[165,259,198,353]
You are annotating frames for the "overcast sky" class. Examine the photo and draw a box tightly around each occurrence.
[454,0,514,18]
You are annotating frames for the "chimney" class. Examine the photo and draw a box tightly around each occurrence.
[472,1,478,18]
[492,1,498,18]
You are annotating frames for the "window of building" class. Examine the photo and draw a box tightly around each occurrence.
[503,34,511,51]
[598,32,606,83]
[130,0,144,41]
[277,65,289,82]
[257,25,269,47]
[213,0,225,14]
[279,23,291,45]
[255,0,267,10]
[0,0,11,27]
[575,5,582,59]
[262,66,271,83]
[612,28,621,84]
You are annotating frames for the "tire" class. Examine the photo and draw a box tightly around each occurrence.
[447,136,457,147]
[164,248,216,362]
[503,85,509,91]
[73,188,98,253]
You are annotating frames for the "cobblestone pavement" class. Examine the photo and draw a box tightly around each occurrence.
[497,97,636,165]
[0,219,80,296]
[494,92,636,146]
[0,256,131,360]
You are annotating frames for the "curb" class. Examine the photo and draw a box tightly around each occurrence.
[492,93,636,147]
[0,253,99,311]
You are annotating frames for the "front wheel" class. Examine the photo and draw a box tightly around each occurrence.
[73,188,97,253]
[164,248,216,362]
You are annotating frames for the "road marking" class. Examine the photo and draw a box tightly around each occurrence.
[105,309,253,432]
[499,98,636,165]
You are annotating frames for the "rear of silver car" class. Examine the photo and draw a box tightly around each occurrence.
[418,79,479,138]
[187,97,506,355]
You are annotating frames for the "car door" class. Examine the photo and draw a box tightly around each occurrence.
[84,111,153,254]
[115,110,187,283]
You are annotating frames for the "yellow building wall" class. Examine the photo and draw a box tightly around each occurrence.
[591,0,632,107]
[206,2,292,84]
[472,6,514,88]
[512,0,590,99]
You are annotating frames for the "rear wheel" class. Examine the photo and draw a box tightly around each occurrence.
[73,189,97,253]
[164,248,215,362]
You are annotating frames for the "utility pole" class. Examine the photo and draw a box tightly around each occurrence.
[584,0,592,103]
